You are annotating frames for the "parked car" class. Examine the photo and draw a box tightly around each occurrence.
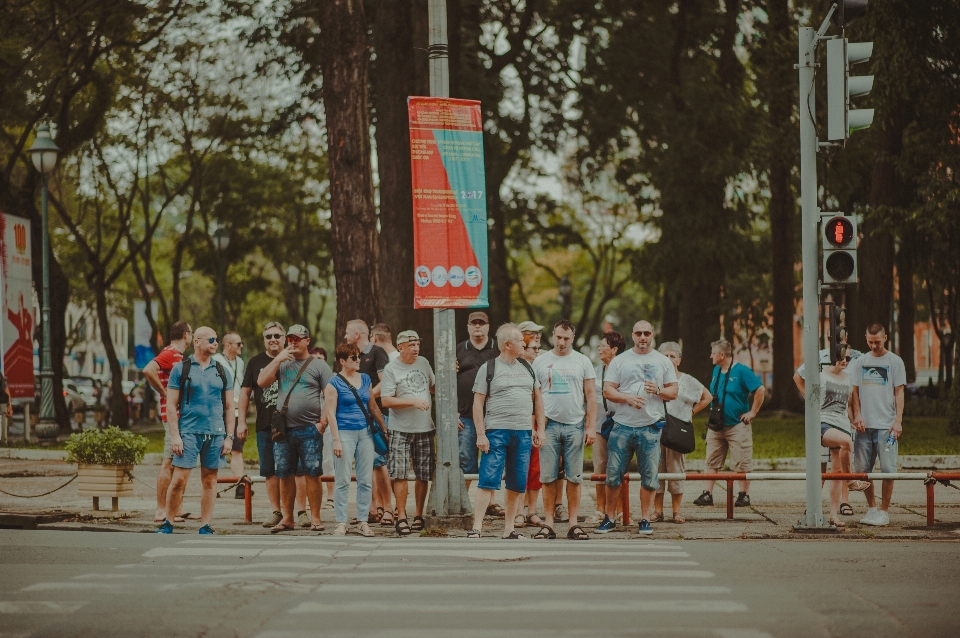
[67,376,101,407]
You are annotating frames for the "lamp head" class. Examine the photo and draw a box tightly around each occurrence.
[27,124,60,175]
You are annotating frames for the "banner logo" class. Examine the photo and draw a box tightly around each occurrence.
[415,266,431,288]
[14,224,26,254]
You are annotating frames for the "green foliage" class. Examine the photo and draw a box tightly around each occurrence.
[65,426,148,466]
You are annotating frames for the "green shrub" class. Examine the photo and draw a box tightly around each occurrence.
[65,426,149,466]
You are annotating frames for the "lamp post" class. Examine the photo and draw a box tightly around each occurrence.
[212,228,230,337]
[26,124,60,438]
[558,275,573,320]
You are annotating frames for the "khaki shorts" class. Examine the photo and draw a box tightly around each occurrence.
[592,433,608,475]
[656,445,685,495]
[705,422,753,473]
[162,420,173,460]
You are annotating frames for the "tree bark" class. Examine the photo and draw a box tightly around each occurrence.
[679,269,722,385]
[320,0,383,340]
[896,246,916,383]
[93,279,129,428]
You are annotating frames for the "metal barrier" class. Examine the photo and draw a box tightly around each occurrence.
[217,476,253,522]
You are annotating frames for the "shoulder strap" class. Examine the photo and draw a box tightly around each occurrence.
[711,364,733,411]
[279,358,314,415]
[601,365,608,413]
[178,358,192,413]
[214,361,228,427]
[485,358,496,395]
[517,357,535,379]
[336,373,374,425]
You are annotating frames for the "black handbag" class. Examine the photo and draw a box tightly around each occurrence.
[660,404,696,454]
[597,364,615,440]
[706,367,732,433]
[271,358,314,442]
[337,373,389,457]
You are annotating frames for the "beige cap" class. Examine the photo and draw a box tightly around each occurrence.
[517,320,544,333]
[396,330,421,345]
[467,311,489,324]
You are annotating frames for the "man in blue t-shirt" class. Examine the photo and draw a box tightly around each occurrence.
[157,326,236,534]
[693,339,765,508]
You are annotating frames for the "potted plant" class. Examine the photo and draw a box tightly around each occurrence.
[65,426,148,512]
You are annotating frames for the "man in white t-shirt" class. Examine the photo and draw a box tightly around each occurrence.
[212,332,247,498]
[849,323,906,527]
[381,330,436,535]
[597,320,678,535]
[531,320,596,540]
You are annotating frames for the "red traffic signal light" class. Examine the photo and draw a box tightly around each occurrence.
[824,216,855,247]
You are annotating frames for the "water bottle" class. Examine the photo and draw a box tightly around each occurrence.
[884,431,896,452]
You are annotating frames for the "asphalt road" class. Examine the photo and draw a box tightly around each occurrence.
[1,530,957,638]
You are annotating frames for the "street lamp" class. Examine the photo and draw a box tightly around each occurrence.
[558,275,573,320]
[26,124,60,438]
[212,228,230,337]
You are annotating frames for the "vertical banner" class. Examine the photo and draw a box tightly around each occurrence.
[408,97,488,308]
[0,212,36,400]
[133,300,158,369]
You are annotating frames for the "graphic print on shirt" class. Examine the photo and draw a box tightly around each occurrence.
[263,381,279,409]
[861,365,889,386]
[545,365,573,395]
[617,363,662,395]
[399,369,430,394]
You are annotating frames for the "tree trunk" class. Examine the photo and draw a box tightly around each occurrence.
[661,287,680,343]
[372,0,434,358]
[320,0,383,341]
[93,279,129,428]
[485,176,511,327]
[679,270,722,385]
[896,248,916,383]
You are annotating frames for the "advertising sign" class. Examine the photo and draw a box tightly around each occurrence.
[0,212,35,400]
[408,97,488,308]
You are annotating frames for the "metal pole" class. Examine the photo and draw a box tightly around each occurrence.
[39,173,56,430]
[424,0,472,525]
[798,26,826,529]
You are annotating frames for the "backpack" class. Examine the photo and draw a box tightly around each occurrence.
[483,357,535,416]
[178,358,229,429]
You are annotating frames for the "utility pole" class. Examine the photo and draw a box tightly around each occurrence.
[424,0,473,527]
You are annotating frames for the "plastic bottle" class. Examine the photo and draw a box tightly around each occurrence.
[884,431,896,452]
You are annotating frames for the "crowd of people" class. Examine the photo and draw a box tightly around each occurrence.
[148,313,906,537]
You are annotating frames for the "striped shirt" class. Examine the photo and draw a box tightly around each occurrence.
[153,345,183,423]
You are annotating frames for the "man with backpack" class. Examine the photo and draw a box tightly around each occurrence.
[156,326,235,534]
[467,323,545,539]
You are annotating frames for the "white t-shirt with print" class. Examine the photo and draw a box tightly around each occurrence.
[604,348,678,427]
[381,356,436,433]
[849,350,906,430]
[532,350,596,425]
[666,372,705,423]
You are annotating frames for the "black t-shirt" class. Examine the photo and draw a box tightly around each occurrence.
[360,343,389,409]
[456,337,499,417]
[242,352,279,432]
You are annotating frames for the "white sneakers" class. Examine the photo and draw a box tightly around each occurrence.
[859,507,890,526]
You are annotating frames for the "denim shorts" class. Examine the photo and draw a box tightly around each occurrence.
[478,429,532,492]
[258,430,307,478]
[820,423,852,444]
[540,420,585,484]
[274,426,323,478]
[173,433,226,470]
[458,417,480,474]
[605,422,661,491]
[854,429,898,474]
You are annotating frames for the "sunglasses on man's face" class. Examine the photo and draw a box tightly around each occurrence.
[470,320,487,326]
[264,333,283,340]
[633,331,653,337]
[204,337,218,344]
[286,335,304,343]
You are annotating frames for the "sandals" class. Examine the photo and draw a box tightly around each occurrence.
[270,523,295,534]
[485,503,506,518]
[368,507,383,524]
[828,517,847,528]
[525,514,543,527]
[467,529,481,538]
[333,523,347,536]
[514,514,526,527]
[847,480,870,492]
[310,523,325,532]
[298,511,310,528]
[396,518,412,536]
[567,525,589,540]
[358,522,375,537]
[502,530,527,539]
[380,510,395,527]
[650,512,665,523]
[673,513,686,524]
[839,502,855,516]
[533,525,556,539]
[323,498,335,509]
[411,516,425,532]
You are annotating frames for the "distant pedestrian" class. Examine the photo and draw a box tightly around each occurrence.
[849,324,906,527]
[372,323,400,362]
[257,324,333,533]
[655,342,711,524]
[467,324,544,539]
[517,323,544,529]
[590,331,626,524]
[213,332,247,499]
[532,320,596,540]
[381,330,436,535]
[325,343,387,536]
[0,365,12,418]
[309,347,328,361]
[597,321,678,535]
[143,321,196,524]
[156,327,235,535]
[693,339,765,509]
[239,322,286,528]
[344,319,392,526]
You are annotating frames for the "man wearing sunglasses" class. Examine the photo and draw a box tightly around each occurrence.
[599,320,678,535]
[213,332,247,499]
[258,324,334,533]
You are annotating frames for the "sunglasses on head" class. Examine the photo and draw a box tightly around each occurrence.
[633,331,653,337]
[264,333,283,340]
[286,335,305,343]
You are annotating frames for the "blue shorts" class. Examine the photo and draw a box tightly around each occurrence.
[458,417,480,474]
[258,430,307,477]
[274,427,323,479]
[478,429,532,492]
[854,429,898,474]
[605,423,661,491]
[173,433,226,470]
[540,420,585,484]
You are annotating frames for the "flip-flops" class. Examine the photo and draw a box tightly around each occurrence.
[839,502,855,516]
[567,525,589,540]
[270,523,295,534]
[310,523,325,532]
[847,480,870,492]
[172,513,200,523]
[650,512,665,523]
[533,525,556,539]
[485,503,506,518]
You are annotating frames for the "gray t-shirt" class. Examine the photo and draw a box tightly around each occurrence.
[382,356,436,433]
[472,358,540,431]
[849,351,906,430]
[277,358,334,428]
[604,348,678,427]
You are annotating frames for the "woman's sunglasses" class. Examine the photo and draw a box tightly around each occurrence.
[340,355,360,362]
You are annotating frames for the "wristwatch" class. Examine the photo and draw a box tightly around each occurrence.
[225,434,235,440]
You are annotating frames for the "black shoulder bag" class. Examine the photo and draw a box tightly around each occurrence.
[271,358,313,442]
[660,379,696,454]
[337,373,389,457]
[599,365,616,441]
[707,366,732,433]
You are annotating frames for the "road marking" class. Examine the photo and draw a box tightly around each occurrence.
[302,568,714,579]
[259,548,341,557]
[311,583,732,595]
[289,600,746,613]
[193,571,304,580]
[0,601,86,614]
[234,562,330,570]
[73,573,146,579]
[143,547,262,558]
[22,583,123,592]
[349,560,700,569]
[176,539,352,546]
[367,549,688,559]
[256,630,771,638]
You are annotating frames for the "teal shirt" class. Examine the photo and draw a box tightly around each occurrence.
[709,362,762,427]
[168,356,232,435]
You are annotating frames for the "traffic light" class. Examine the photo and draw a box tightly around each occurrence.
[827,302,850,364]
[826,1,874,141]
[821,214,858,284]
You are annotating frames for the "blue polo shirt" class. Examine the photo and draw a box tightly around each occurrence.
[709,362,762,427]
[168,356,233,435]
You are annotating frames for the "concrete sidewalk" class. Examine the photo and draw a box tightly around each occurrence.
[1,457,959,539]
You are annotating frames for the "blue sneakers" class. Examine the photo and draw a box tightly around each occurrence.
[637,519,653,535]
[198,524,215,535]
[155,520,173,534]
[594,516,617,534]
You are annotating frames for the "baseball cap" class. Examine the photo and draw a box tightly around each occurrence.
[468,311,489,324]
[517,320,544,333]
[396,330,421,345]
[286,324,310,338]
[263,321,285,334]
